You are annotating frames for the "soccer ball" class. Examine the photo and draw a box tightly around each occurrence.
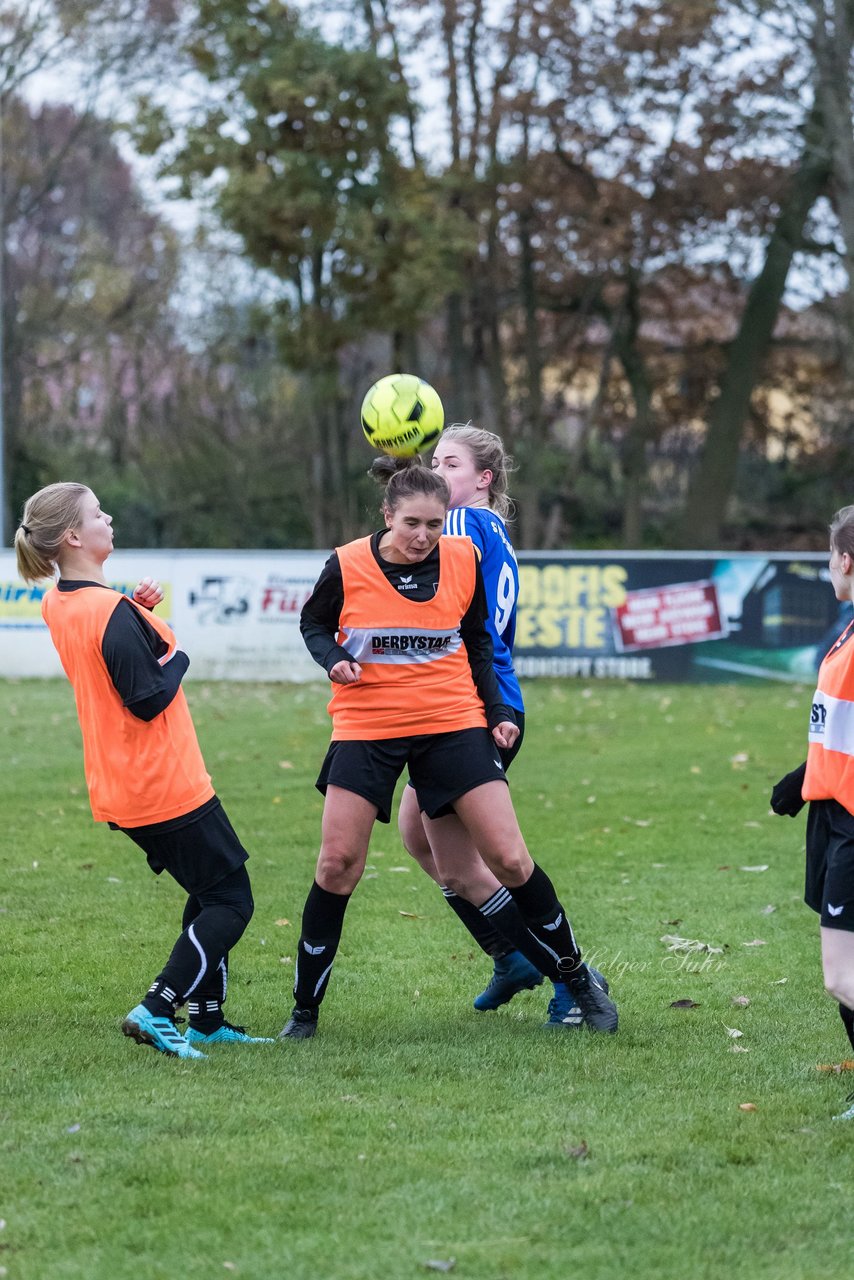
[360,373,444,457]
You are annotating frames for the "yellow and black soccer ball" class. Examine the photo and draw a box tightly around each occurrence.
[360,373,445,457]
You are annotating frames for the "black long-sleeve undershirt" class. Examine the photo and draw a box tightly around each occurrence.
[299,532,515,731]
[58,582,189,721]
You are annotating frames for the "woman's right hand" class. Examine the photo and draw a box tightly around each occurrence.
[492,721,519,751]
[330,659,363,685]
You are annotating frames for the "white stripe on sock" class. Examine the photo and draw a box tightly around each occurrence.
[182,924,208,998]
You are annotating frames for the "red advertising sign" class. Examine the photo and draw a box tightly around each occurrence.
[613,580,727,652]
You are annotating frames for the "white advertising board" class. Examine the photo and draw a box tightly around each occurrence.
[0,550,329,681]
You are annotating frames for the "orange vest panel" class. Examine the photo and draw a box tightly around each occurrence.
[328,536,488,740]
[42,585,214,825]
[803,623,854,815]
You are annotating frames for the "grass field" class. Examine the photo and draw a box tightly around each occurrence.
[2,677,853,1280]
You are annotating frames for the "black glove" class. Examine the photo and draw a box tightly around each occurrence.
[770,762,807,817]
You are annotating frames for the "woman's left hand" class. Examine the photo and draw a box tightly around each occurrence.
[133,577,164,610]
[492,721,519,751]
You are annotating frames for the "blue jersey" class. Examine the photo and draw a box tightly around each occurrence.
[444,505,524,712]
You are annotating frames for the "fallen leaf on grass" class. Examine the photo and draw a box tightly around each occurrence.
[422,1260,456,1273]
[816,1060,854,1074]
[731,996,751,1007]
[661,918,682,927]
[274,918,291,927]
[724,1026,744,1038]
[730,1045,750,1053]
[388,866,411,873]
[670,999,700,1009]
[760,905,776,915]
[730,752,750,768]
[742,939,766,947]
[622,816,652,826]
[739,865,769,873]
[771,977,788,985]
[743,821,761,828]
[564,1141,590,1161]
[398,911,422,919]
[66,1123,81,1134]
[661,934,724,955]
[738,1103,757,1112]
[278,760,294,769]
[223,1265,237,1273]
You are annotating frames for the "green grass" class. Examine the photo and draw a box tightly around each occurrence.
[2,678,852,1280]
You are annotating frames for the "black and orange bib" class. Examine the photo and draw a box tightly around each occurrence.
[328,535,488,740]
[804,621,854,814]
[42,585,213,825]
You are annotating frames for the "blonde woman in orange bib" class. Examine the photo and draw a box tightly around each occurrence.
[16,483,271,1059]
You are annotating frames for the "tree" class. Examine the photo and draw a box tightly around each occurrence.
[0,0,181,538]
[133,0,471,545]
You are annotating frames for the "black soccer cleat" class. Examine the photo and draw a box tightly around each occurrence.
[279,1006,319,1040]
[563,963,618,1033]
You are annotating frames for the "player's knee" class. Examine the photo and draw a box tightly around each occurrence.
[825,971,854,1008]
[317,843,363,890]
[484,844,533,888]
[398,798,429,860]
[401,826,433,868]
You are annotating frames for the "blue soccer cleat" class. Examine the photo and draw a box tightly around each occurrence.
[122,1004,207,1059]
[544,966,611,1030]
[473,950,544,1011]
[186,1022,274,1046]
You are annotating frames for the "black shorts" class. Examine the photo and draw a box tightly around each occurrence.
[805,798,854,931]
[316,727,508,824]
[403,712,525,814]
[119,797,249,895]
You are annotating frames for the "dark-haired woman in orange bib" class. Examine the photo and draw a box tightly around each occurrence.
[279,460,617,1041]
[15,483,271,1059]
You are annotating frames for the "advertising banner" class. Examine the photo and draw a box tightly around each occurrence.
[513,552,841,682]
[0,551,326,682]
[0,548,841,683]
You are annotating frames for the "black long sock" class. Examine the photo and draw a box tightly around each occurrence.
[142,867,253,1019]
[840,1002,854,1053]
[441,887,513,959]
[187,958,229,1032]
[293,880,352,1010]
[143,906,247,1017]
[181,894,229,1031]
[479,864,581,984]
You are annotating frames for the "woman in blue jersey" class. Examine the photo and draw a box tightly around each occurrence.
[397,425,599,1027]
